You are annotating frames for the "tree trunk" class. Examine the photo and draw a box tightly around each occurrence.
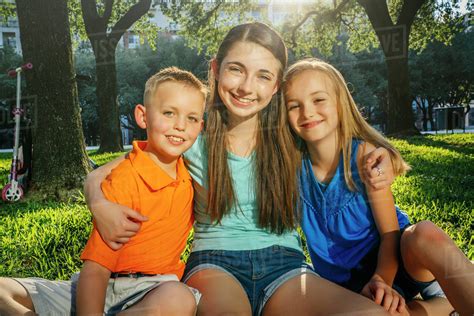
[376,24,416,135]
[15,0,90,196]
[357,0,423,135]
[420,102,428,132]
[93,36,123,153]
[414,97,428,131]
[80,0,151,153]
[428,98,435,130]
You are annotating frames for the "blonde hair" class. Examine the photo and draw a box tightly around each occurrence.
[283,58,409,191]
[144,66,207,106]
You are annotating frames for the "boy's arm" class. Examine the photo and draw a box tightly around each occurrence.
[358,143,406,314]
[85,154,147,250]
[78,167,139,315]
[76,260,111,316]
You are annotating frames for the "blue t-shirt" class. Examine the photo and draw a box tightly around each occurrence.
[299,139,410,283]
[183,135,302,252]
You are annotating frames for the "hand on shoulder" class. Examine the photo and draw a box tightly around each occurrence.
[358,142,395,191]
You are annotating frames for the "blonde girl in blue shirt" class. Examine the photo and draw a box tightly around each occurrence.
[283,58,474,315]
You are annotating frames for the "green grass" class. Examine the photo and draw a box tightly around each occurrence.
[390,135,474,258]
[0,134,473,280]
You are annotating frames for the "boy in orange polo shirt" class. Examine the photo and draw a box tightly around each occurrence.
[76,67,207,315]
[1,67,206,316]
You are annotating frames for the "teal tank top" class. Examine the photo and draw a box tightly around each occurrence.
[183,135,302,252]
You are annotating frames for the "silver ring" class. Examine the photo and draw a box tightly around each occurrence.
[376,166,383,177]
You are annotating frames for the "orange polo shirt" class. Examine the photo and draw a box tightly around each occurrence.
[81,141,194,279]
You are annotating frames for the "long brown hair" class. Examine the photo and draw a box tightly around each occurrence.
[206,22,300,234]
[283,58,409,191]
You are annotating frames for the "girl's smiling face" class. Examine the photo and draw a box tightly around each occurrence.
[285,69,339,144]
[215,41,281,122]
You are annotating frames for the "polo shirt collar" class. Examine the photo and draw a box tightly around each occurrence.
[129,141,191,191]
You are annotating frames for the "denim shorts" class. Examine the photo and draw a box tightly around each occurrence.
[341,229,446,301]
[183,245,318,316]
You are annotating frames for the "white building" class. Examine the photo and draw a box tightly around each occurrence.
[0,4,21,55]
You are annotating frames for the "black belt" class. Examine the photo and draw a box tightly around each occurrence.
[110,272,157,278]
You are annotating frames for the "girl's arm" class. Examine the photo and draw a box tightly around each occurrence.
[76,260,110,315]
[85,155,148,250]
[358,143,406,315]
[363,147,395,190]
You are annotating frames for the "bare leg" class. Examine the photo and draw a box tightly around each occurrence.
[118,281,196,316]
[401,221,474,315]
[407,297,454,316]
[262,273,389,316]
[186,268,251,316]
[0,277,35,316]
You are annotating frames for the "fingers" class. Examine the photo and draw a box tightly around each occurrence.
[388,293,399,314]
[117,230,137,238]
[108,241,124,251]
[367,167,388,183]
[396,295,406,314]
[363,147,395,189]
[365,147,387,167]
[383,290,406,315]
[373,287,385,305]
[115,237,131,244]
[124,208,148,223]
[120,217,142,234]
[363,163,387,188]
[381,290,393,311]
[118,209,147,236]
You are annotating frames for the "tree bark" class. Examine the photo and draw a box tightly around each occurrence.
[81,0,151,153]
[358,0,424,135]
[93,35,123,152]
[414,97,428,131]
[385,54,415,134]
[15,0,90,196]
[427,98,435,130]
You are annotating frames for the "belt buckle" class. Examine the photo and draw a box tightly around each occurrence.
[127,271,139,278]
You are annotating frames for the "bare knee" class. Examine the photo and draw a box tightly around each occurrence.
[0,277,35,315]
[401,221,450,256]
[0,277,21,304]
[160,282,196,312]
[140,281,196,316]
[0,278,11,311]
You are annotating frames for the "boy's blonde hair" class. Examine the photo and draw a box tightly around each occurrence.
[283,58,410,191]
[144,66,208,106]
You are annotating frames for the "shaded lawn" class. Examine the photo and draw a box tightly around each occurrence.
[0,134,472,280]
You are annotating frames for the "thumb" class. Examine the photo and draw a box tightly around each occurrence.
[124,208,148,222]
[360,286,371,299]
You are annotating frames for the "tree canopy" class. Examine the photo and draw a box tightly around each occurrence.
[159,0,466,134]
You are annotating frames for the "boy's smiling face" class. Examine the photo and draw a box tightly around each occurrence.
[135,80,205,163]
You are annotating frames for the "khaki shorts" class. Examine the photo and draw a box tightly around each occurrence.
[13,273,201,315]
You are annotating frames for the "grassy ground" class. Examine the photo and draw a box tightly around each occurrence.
[0,134,472,280]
